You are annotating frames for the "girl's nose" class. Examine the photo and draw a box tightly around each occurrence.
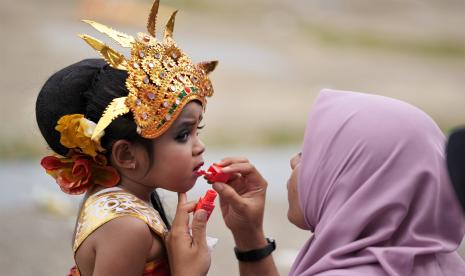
[193,137,205,156]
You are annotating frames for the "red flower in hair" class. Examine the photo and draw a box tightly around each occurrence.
[41,151,120,195]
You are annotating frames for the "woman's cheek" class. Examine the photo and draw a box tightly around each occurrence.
[288,167,308,229]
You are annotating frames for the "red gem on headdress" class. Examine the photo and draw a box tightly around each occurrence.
[185,87,191,93]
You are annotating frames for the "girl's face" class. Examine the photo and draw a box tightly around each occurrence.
[140,101,205,192]
[287,153,307,229]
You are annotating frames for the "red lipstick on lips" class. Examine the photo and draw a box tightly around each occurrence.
[193,162,204,178]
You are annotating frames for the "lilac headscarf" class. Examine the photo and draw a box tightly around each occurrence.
[289,90,465,275]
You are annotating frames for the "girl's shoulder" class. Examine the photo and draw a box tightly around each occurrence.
[73,187,168,253]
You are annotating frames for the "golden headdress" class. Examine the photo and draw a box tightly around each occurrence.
[79,0,217,140]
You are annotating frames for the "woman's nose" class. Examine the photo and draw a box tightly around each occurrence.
[290,153,302,169]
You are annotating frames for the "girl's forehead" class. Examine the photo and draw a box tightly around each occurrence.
[178,101,203,120]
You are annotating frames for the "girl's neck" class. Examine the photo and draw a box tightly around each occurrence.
[118,176,155,203]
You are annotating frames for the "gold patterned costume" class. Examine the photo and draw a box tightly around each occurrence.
[70,187,170,276]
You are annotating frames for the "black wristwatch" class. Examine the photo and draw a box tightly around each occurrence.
[234,237,276,262]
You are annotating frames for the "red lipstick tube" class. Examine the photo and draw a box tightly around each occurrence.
[194,189,217,221]
[197,164,231,183]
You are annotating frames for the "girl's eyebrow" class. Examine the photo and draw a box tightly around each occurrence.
[173,119,197,131]
[179,121,196,128]
[172,112,203,130]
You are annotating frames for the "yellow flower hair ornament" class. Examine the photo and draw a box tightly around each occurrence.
[55,114,105,157]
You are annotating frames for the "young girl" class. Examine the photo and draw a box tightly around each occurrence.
[36,1,217,274]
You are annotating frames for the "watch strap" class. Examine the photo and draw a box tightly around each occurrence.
[234,237,276,262]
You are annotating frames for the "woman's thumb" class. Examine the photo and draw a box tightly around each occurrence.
[213,182,243,206]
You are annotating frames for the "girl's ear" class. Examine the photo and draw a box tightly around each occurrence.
[111,140,137,169]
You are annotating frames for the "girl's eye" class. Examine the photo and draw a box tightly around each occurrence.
[175,125,204,142]
[175,131,190,142]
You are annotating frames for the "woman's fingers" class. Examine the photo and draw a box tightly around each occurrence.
[217,157,249,167]
[213,182,246,211]
[221,162,256,175]
[222,163,266,190]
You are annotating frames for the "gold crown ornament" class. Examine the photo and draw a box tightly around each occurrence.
[79,0,217,140]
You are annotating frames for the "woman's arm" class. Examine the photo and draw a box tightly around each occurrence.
[212,158,279,276]
[232,227,278,276]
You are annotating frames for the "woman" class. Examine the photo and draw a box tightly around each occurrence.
[167,89,465,275]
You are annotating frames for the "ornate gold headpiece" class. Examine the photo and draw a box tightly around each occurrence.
[79,0,217,140]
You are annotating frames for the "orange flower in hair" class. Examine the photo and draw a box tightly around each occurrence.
[41,151,120,195]
[55,114,105,157]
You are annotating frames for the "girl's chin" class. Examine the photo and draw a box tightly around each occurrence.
[161,174,202,193]
[161,181,195,194]
[179,177,198,193]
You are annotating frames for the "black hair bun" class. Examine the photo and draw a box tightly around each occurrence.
[36,59,107,156]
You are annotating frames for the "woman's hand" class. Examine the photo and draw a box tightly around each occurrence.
[164,193,210,276]
[212,157,269,250]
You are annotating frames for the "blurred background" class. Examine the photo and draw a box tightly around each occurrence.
[0,0,464,275]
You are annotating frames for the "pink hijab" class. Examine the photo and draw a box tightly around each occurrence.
[290,90,465,276]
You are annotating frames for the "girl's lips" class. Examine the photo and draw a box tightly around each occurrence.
[194,162,205,172]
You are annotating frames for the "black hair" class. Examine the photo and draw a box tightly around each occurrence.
[36,59,171,228]
[446,127,465,213]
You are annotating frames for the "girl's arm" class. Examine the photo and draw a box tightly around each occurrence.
[92,216,155,276]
